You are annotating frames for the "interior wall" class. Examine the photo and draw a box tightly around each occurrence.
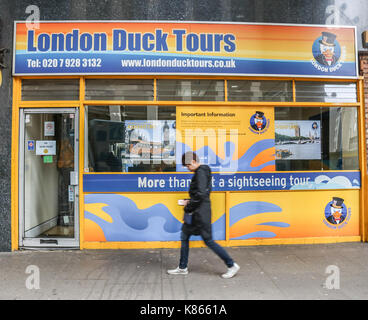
[24,114,59,233]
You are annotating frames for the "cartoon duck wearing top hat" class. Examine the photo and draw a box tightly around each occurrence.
[327,197,345,225]
[315,32,339,67]
[251,111,266,132]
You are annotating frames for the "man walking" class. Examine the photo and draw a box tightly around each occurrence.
[167,152,240,279]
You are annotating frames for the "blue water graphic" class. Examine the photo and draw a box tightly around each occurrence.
[229,201,288,240]
[85,194,225,241]
[176,140,275,172]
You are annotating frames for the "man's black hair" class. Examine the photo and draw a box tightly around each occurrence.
[181,151,199,165]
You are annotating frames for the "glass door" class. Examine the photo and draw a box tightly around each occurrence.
[19,108,79,248]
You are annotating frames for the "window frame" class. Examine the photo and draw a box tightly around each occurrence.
[85,105,177,173]
[274,106,360,171]
[16,75,363,176]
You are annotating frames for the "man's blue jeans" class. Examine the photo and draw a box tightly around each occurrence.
[179,231,234,269]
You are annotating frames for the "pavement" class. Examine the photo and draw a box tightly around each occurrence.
[0,242,368,300]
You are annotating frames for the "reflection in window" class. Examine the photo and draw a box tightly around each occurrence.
[22,79,79,101]
[86,106,176,172]
[325,107,359,170]
[85,79,154,100]
[275,107,359,171]
[228,80,293,102]
[157,79,224,101]
[294,82,357,103]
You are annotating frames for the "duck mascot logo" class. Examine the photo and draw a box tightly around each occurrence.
[312,31,344,72]
[249,111,269,134]
[323,197,351,229]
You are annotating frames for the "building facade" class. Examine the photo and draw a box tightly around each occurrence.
[1,0,368,251]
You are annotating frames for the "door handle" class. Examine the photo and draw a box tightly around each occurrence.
[70,171,78,185]
[40,239,58,245]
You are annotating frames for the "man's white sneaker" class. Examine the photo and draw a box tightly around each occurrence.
[167,267,188,275]
[221,263,240,279]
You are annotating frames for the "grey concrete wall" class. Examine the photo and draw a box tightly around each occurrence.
[0,0,367,251]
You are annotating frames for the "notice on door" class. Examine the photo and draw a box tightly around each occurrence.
[44,121,55,136]
[36,140,56,155]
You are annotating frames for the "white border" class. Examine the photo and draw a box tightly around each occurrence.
[12,20,359,78]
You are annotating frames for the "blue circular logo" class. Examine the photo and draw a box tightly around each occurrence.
[324,199,347,226]
[312,32,341,68]
[250,111,267,133]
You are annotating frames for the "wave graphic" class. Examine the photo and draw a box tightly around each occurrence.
[176,140,275,172]
[229,201,289,240]
[290,174,360,190]
[230,201,282,226]
[85,194,225,241]
[233,231,277,240]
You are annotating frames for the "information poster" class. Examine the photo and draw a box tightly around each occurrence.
[44,121,55,136]
[275,120,321,160]
[35,140,56,156]
[176,106,275,172]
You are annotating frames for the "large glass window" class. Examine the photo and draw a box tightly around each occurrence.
[86,106,176,172]
[22,79,79,101]
[86,105,359,173]
[275,107,359,171]
[228,80,293,102]
[157,79,224,101]
[85,79,154,101]
[294,81,357,103]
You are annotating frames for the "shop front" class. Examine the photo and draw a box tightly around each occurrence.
[11,21,367,250]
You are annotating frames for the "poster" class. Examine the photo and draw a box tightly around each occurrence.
[35,140,56,155]
[44,121,55,136]
[27,140,35,151]
[124,120,176,171]
[176,106,275,172]
[275,120,321,160]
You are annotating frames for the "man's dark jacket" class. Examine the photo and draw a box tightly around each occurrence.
[182,165,212,240]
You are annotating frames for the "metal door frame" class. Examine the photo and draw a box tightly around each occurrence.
[19,108,79,248]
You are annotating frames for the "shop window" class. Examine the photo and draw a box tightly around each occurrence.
[21,79,79,101]
[157,79,224,101]
[275,107,359,171]
[85,79,154,100]
[227,80,293,102]
[86,106,176,172]
[294,81,357,103]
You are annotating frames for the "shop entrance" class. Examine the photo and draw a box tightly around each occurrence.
[19,108,79,248]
